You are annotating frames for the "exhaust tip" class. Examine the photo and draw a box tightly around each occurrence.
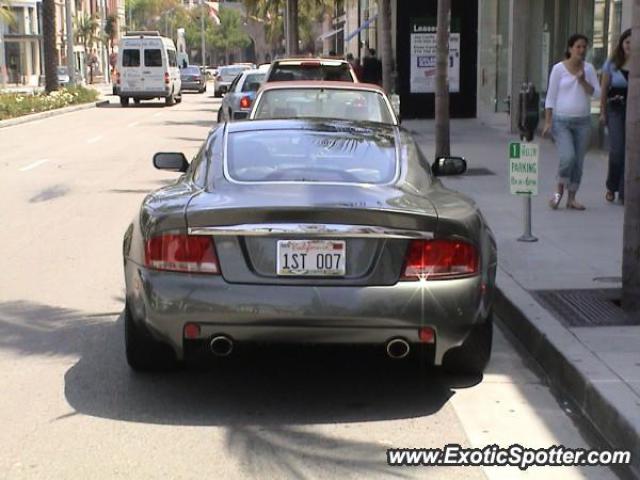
[386,338,410,359]
[210,335,233,357]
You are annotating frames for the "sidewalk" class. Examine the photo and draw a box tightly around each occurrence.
[405,118,640,478]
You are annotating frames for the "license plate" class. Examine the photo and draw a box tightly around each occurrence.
[277,240,346,276]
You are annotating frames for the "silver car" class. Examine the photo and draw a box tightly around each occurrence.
[218,69,265,122]
[214,65,251,97]
[123,119,497,374]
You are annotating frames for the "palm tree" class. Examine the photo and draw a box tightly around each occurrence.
[434,0,451,158]
[75,13,100,83]
[622,0,640,313]
[103,14,118,56]
[42,0,58,92]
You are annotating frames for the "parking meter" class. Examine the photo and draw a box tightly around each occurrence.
[518,83,540,141]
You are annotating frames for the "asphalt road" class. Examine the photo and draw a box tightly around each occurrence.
[0,88,617,479]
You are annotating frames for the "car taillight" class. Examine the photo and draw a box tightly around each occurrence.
[401,239,478,280]
[144,234,220,274]
[239,96,252,109]
[164,72,170,84]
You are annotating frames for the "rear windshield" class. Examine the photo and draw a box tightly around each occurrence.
[122,49,140,67]
[183,66,201,74]
[144,49,163,67]
[269,63,353,82]
[220,66,246,77]
[254,88,395,124]
[226,129,397,184]
[241,73,265,92]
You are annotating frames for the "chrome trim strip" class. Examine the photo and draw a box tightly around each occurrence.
[189,224,433,239]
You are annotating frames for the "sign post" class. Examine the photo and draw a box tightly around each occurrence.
[509,142,539,242]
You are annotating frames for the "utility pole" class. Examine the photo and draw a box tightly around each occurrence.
[285,0,297,56]
[65,0,75,85]
[435,0,451,158]
[201,0,206,66]
[622,0,640,313]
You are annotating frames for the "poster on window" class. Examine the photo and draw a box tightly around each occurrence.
[410,19,460,93]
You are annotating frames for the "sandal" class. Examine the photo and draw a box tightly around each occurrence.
[567,200,586,210]
[549,192,563,210]
[605,191,615,202]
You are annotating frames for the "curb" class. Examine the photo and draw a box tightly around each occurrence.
[0,99,110,128]
[494,269,640,478]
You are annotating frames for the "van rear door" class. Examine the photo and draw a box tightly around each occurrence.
[142,38,165,92]
[120,40,142,92]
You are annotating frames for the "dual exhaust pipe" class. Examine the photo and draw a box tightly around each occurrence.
[209,335,410,359]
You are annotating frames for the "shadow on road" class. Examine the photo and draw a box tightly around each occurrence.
[29,184,70,203]
[96,102,167,109]
[0,299,473,478]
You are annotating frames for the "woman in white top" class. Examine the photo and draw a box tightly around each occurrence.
[543,34,600,210]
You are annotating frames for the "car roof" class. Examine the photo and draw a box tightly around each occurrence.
[258,80,384,92]
[273,57,351,65]
[241,69,266,76]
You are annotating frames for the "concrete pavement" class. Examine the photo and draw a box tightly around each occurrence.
[406,117,640,479]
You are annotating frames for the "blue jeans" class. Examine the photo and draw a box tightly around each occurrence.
[552,115,591,192]
[606,101,626,199]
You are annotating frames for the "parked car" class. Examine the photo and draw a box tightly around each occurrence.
[250,81,399,125]
[264,58,358,83]
[218,69,265,122]
[213,65,252,97]
[122,118,497,374]
[180,65,207,93]
[116,31,182,107]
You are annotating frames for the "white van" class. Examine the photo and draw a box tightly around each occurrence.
[116,31,182,107]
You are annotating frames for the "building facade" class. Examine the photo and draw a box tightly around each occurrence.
[1,1,42,86]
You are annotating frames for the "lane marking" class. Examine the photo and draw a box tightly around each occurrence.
[87,135,103,144]
[20,159,49,171]
[127,121,140,127]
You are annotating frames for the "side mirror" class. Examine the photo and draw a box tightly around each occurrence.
[431,156,467,176]
[153,152,189,172]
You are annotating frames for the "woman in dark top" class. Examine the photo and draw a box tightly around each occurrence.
[600,29,631,204]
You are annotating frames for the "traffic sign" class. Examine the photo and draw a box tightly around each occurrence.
[509,142,539,196]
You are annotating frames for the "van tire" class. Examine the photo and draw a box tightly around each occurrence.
[165,90,176,106]
[133,98,141,105]
[175,91,182,104]
[120,96,129,107]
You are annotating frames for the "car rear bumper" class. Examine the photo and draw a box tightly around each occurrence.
[119,89,170,98]
[181,81,205,90]
[232,110,249,120]
[125,262,491,364]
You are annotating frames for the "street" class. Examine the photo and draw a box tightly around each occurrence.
[0,90,618,479]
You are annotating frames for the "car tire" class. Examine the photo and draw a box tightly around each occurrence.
[175,91,183,104]
[133,98,141,105]
[165,90,176,106]
[124,303,176,372]
[120,96,129,107]
[442,314,493,376]
[214,90,221,98]
[217,107,223,123]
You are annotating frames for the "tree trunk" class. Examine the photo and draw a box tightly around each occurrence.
[380,0,393,93]
[42,0,58,92]
[622,0,640,313]
[434,0,451,158]
[286,0,298,55]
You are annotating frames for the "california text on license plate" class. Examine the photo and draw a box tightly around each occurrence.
[276,240,346,276]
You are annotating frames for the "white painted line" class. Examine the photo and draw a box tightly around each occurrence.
[20,159,49,172]
[127,121,140,127]
[86,135,103,144]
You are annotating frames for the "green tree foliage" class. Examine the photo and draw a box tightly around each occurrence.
[0,1,15,25]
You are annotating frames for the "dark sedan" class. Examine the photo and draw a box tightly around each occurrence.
[123,119,497,374]
[180,65,206,93]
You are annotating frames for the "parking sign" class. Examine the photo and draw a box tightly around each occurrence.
[509,142,538,196]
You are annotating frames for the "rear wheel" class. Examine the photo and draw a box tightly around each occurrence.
[120,96,129,107]
[124,303,176,371]
[442,314,493,375]
[133,98,141,105]
[175,91,182,104]
[165,90,176,106]
[214,90,221,98]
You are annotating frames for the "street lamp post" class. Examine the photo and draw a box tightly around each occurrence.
[201,0,206,66]
[65,0,76,85]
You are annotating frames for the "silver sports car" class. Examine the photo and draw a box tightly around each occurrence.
[123,119,497,374]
